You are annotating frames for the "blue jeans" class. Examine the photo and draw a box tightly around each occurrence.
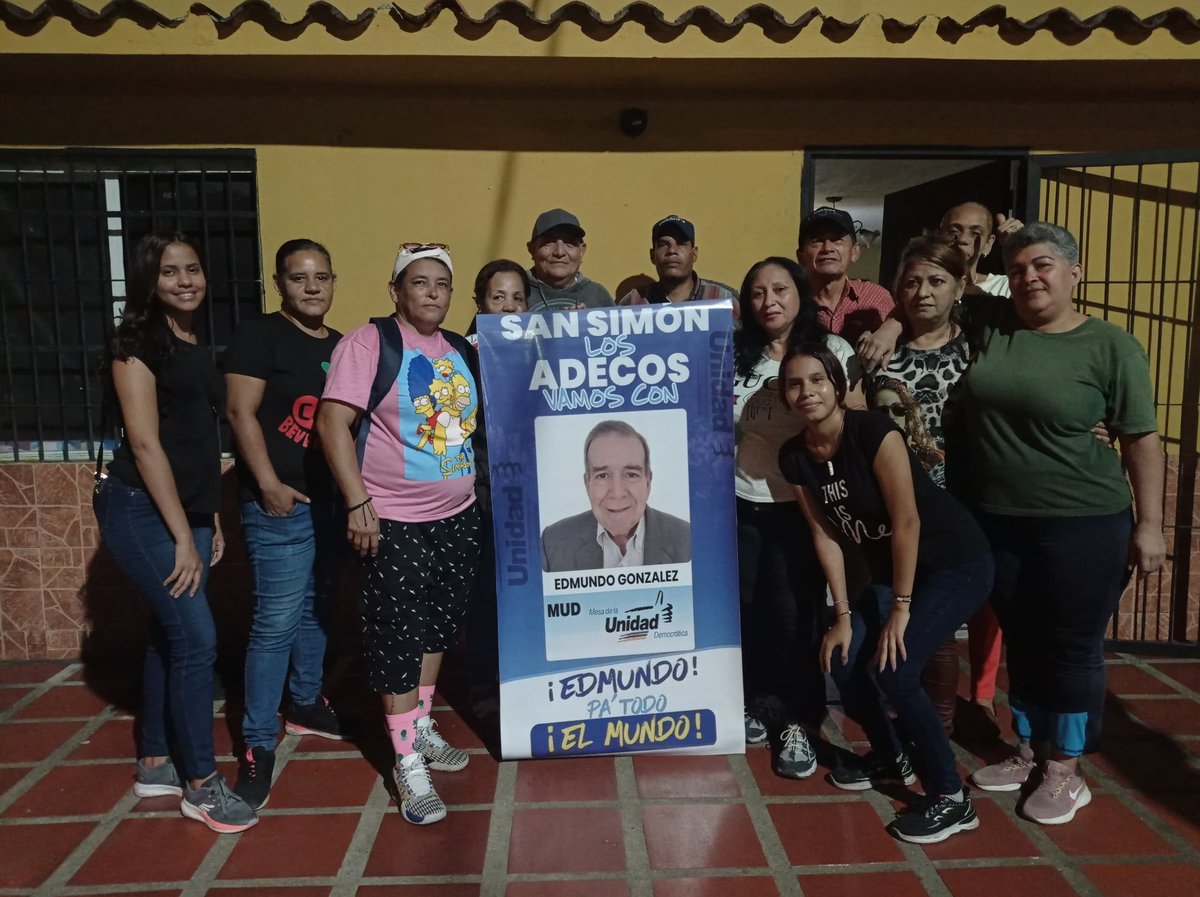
[93,476,217,781]
[829,553,995,797]
[241,500,346,749]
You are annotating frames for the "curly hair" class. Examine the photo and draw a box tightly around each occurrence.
[111,231,203,366]
[734,257,828,379]
[872,377,943,472]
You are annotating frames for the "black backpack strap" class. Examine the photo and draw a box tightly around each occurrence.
[356,316,405,467]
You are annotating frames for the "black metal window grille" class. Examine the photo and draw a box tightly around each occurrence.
[0,150,262,461]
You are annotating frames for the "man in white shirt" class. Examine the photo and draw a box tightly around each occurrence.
[541,420,691,572]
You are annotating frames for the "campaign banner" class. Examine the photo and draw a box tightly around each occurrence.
[476,301,742,759]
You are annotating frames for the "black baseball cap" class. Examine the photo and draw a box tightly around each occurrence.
[651,215,696,244]
[799,206,857,240]
[531,208,585,241]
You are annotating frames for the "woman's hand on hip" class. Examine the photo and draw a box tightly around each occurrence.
[165,537,204,598]
[1130,521,1166,576]
[876,606,910,673]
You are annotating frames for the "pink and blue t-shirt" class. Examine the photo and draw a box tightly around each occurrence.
[322,318,477,523]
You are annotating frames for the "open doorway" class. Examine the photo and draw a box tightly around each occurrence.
[799,149,1027,290]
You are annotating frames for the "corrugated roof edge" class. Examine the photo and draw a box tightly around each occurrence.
[3,0,1199,44]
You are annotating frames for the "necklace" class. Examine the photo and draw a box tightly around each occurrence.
[804,411,846,477]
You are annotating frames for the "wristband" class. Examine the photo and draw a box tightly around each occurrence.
[893,594,912,604]
[347,497,374,513]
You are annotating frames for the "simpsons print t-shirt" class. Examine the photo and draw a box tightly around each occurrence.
[224,312,342,503]
[323,318,477,523]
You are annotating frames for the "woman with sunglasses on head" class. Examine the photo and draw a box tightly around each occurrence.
[95,231,256,833]
[317,243,481,826]
[732,257,865,779]
[778,341,994,843]
[872,236,998,739]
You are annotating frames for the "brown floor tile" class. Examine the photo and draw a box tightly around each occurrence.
[288,734,360,753]
[360,887,478,897]
[770,802,904,865]
[0,720,86,762]
[1041,795,1175,857]
[432,755,500,806]
[219,812,358,879]
[71,817,217,885]
[1141,794,1200,849]
[1082,862,1200,897]
[509,883,628,897]
[268,757,379,809]
[0,765,32,798]
[212,717,237,757]
[428,707,485,751]
[364,809,490,876]
[14,685,111,719]
[0,661,70,685]
[655,877,780,897]
[4,763,132,818]
[1121,698,1200,737]
[0,820,93,887]
[643,803,766,870]
[515,756,618,803]
[1106,665,1184,696]
[744,743,832,796]
[507,807,626,874]
[919,797,1039,860]
[939,865,1079,897]
[0,685,31,711]
[800,871,930,897]
[1090,738,1200,792]
[69,892,180,897]
[634,754,739,799]
[827,707,869,743]
[69,717,137,759]
[1152,661,1200,693]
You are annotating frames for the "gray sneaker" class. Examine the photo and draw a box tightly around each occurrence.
[394,752,447,825]
[414,716,469,772]
[134,758,183,798]
[772,723,818,779]
[970,742,1037,792]
[181,773,258,834]
[744,709,768,746]
[1022,759,1091,825]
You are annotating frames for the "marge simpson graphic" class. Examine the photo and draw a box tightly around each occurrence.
[608,591,673,642]
[407,353,475,478]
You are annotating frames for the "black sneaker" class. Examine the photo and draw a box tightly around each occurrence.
[826,751,917,792]
[233,746,275,810]
[889,794,980,844]
[285,696,344,741]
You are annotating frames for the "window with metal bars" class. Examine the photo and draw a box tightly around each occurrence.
[0,150,263,461]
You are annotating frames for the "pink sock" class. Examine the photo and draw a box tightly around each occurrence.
[417,685,436,719]
[385,708,422,758]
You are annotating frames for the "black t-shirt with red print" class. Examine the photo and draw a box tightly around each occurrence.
[224,312,341,503]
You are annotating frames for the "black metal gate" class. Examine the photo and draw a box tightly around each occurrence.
[1025,151,1200,654]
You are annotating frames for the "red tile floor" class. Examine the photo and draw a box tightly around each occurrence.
[1,652,1199,896]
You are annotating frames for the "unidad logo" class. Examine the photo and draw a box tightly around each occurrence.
[606,592,673,643]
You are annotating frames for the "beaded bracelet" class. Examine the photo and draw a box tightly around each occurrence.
[893,594,913,604]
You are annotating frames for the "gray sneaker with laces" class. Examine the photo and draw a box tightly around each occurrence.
[394,752,447,825]
[744,710,768,745]
[415,716,469,771]
[181,773,258,834]
[134,758,183,798]
[772,723,817,779]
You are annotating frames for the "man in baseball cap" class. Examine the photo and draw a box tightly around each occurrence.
[525,208,613,312]
[796,206,894,344]
[619,215,737,315]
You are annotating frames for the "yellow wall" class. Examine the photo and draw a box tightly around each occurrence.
[257,147,804,334]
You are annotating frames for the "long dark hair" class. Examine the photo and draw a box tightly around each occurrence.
[734,256,827,379]
[111,231,203,365]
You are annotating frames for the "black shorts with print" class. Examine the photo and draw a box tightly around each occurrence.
[358,502,482,695]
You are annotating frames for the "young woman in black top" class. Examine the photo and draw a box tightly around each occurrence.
[95,231,255,833]
[776,341,994,844]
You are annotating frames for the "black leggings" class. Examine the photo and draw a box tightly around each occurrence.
[359,503,482,695]
[979,509,1132,755]
[736,498,826,728]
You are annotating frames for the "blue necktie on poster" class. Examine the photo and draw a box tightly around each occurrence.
[477,300,743,759]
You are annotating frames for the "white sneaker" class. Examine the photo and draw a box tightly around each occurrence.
[414,715,469,771]
[394,753,447,825]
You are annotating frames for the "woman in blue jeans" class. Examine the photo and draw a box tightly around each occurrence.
[225,239,346,810]
[95,231,255,833]
[777,342,994,844]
